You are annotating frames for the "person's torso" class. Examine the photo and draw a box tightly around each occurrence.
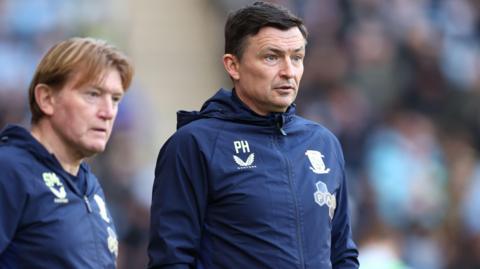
[0,146,118,269]
[190,117,342,269]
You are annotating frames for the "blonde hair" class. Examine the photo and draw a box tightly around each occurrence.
[29,37,134,123]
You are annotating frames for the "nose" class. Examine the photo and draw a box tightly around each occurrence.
[279,58,295,79]
[98,96,116,120]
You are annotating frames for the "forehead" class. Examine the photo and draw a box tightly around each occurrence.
[71,68,124,93]
[246,26,306,52]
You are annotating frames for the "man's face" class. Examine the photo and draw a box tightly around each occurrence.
[49,69,124,158]
[225,26,306,115]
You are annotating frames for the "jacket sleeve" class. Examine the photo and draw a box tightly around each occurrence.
[0,157,27,254]
[148,130,209,269]
[330,147,359,269]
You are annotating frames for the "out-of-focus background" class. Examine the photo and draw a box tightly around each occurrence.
[1,0,480,268]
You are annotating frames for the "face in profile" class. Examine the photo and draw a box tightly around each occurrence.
[224,26,306,115]
[48,69,124,158]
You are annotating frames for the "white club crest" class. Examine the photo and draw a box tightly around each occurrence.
[42,172,68,203]
[94,194,111,223]
[305,150,330,174]
[233,153,255,167]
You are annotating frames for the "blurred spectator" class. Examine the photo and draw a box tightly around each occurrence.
[366,110,448,230]
[358,219,412,269]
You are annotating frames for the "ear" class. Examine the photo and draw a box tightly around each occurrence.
[34,84,56,116]
[223,54,240,80]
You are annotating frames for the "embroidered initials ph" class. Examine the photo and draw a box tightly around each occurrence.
[233,140,256,168]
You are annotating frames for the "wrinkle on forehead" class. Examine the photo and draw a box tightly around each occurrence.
[252,27,306,53]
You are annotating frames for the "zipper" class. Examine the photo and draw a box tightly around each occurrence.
[287,157,306,269]
[45,165,103,263]
[84,195,93,213]
[273,135,305,268]
[274,114,287,136]
[276,121,287,136]
[84,193,104,265]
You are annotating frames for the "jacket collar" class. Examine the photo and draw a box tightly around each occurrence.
[176,88,295,135]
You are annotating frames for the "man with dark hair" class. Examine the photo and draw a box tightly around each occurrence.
[0,37,134,268]
[148,2,359,268]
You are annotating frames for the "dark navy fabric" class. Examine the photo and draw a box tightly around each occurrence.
[148,89,359,269]
[0,125,118,269]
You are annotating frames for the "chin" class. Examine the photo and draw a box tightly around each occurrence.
[275,96,295,105]
[274,101,294,111]
[83,143,107,156]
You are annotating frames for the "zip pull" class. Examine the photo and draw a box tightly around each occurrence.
[84,196,93,213]
[274,114,287,136]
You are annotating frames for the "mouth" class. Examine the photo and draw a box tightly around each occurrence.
[91,128,108,134]
[274,85,296,93]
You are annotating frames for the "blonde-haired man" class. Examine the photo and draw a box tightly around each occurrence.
[0,37,134,268]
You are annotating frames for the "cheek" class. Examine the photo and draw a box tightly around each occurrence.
[111,108,119,122]
[296,66,304,80]
[241,65,276,93]
[54,107,77,127]
[60,101,84,119]
[68,111,94,133]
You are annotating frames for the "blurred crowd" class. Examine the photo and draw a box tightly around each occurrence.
[2,0,480,268]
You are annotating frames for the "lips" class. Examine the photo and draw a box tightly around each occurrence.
[274,83,296,90]
[273,85,296,93]
[92,127,107,134]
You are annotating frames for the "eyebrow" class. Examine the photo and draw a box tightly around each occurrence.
[91,86,124,96]
[263,46,305,55]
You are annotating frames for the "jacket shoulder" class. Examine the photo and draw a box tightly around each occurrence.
[292,116,345,163]
[0,145,33,172]
[173,117,225,142]
[178,116,224,132]
[0,145,33,198]
[294,116,340,142]
[159,117,226,164]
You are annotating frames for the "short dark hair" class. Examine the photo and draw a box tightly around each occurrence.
[224,1,308,59]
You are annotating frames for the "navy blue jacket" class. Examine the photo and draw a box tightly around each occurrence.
[0,125,118,268]
[148,89,359,269]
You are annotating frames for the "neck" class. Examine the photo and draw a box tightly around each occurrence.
[31,121,82,175]
[233,88,268,116]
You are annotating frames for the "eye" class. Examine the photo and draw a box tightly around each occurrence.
[112,95,122,104]
[291,54,304,64]
[86,90,100,98]
[265,54,278,63]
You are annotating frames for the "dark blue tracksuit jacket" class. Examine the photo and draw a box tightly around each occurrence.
[148,89,359,269]
[0,125,118,268]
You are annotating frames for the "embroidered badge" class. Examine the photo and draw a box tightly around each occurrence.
[233,140,256,169]
[305,150,330,174]
[94,194,111,223]
[314,181,336,220]
[107,226,118,257]
[42,172,69,203]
